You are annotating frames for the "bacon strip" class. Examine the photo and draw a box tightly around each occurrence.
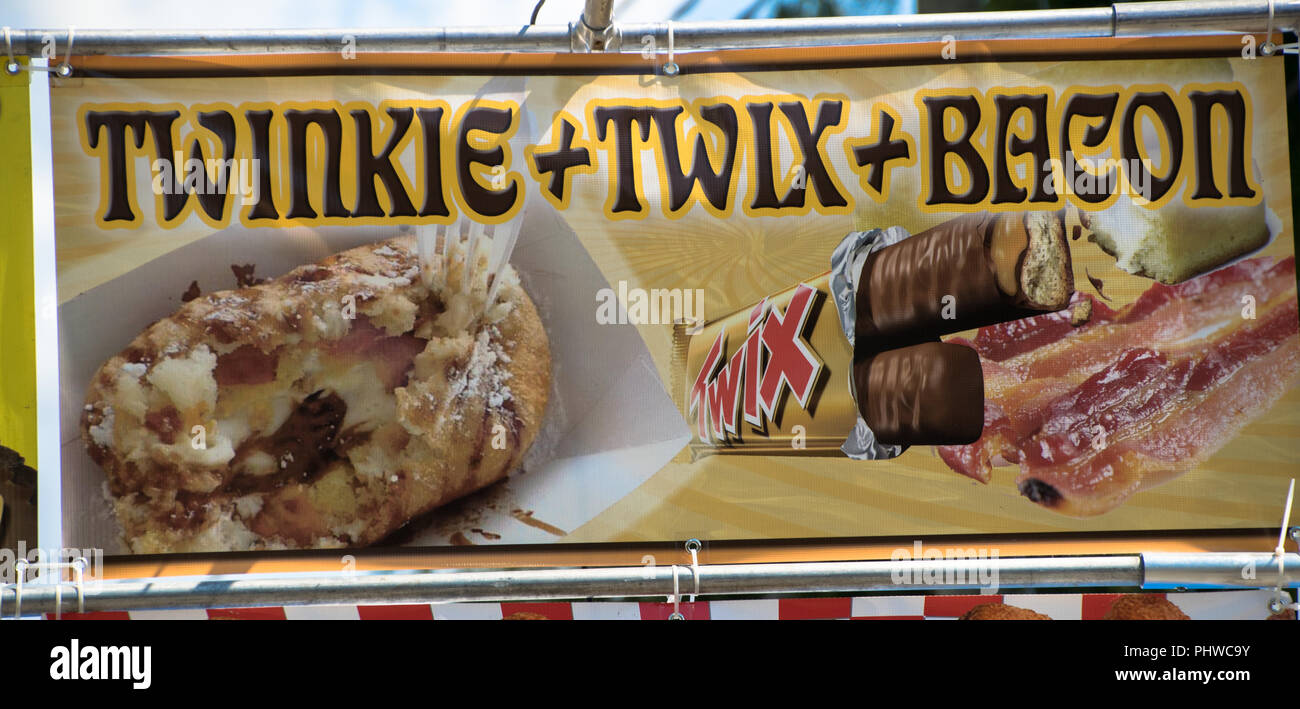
[939,256,1300,516]
[967,257,1296,384]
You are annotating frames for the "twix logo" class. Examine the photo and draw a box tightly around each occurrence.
[688,284,823,442]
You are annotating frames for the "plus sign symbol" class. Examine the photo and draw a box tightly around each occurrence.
[850,110,912,198]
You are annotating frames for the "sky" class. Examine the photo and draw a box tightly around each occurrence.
[1,0,915,30]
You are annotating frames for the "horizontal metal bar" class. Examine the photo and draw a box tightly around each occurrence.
[4,553,1296,615]
[5,1,1299,57]
[1142,552,1300,587]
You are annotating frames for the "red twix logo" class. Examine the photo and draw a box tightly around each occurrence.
[688,284,823,442]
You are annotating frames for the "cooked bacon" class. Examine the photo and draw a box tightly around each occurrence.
[327,317,428,389]
[939,256,1300,516]
[214,345,279,386]
[965,257,1295,379]
[955,292,1116,362]
[215,318,427,391]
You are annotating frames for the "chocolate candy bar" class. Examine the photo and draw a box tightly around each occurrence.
[671,211,1072,457]
[854,342,984,447]
[856,211,1072,348]
[671,273,856,458]
[670,274,984,457]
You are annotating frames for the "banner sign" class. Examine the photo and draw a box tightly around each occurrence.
[46,45,1299,554]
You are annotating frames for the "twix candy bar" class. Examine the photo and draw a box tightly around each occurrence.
[672,211,1072,459]
[672,272,852,458]
[854,211,1073,446]
[856,211,1073,346]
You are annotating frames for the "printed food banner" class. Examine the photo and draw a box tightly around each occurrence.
[45,44,1300,555]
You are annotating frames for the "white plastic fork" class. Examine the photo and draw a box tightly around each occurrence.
[416,213,524,319]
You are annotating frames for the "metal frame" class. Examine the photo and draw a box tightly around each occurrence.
[4,1,1299,615]
[3,1,1299,57]
[3,553,1297,615]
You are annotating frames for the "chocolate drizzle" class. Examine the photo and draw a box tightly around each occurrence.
[226,390,352,495]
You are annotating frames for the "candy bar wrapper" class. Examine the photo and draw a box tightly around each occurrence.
[672,210,1072,460]
[670,227,912,461]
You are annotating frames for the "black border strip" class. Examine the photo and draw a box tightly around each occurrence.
[62,41,1252,80]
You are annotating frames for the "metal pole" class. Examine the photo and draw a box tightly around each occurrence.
[4,553,1297,615]
[1142,552,1300,587]
[573,0,619,52]
[6,1,1299,57]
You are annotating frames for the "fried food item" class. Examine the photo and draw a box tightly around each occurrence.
[1103,594,1189,620]
[502,612,551,620]
[82,234,550,553]
[959,602,1052,620]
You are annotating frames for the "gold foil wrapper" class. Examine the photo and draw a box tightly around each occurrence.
[671,272,857,459]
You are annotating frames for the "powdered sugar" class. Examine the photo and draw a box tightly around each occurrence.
[88,406,115,448]
[447,326,514,415]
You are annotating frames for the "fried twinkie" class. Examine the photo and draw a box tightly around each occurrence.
[82,235,550,553]
[959,603,1052,620]
[1103,595,1189,620]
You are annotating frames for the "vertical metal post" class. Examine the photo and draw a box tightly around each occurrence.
[573,0,619,52]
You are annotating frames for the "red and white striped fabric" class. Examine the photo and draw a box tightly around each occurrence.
[43,589,1293,620]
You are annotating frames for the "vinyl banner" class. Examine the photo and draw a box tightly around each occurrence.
[48,44,1300,554]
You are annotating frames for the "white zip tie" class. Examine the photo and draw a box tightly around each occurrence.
[686,538,701,602]
[1264,478,1300,616]
[56,25,74,77]
[1276,479,1294,564]
[668,565,684,619]
[73,558,87,615]
[14,559,25,618]
[6,557,90,619]
[662,21,678,76]
[1262,0,1278,54]
[3,27,18,75]
[11,26,80,76]
[1270,479,1299,612]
